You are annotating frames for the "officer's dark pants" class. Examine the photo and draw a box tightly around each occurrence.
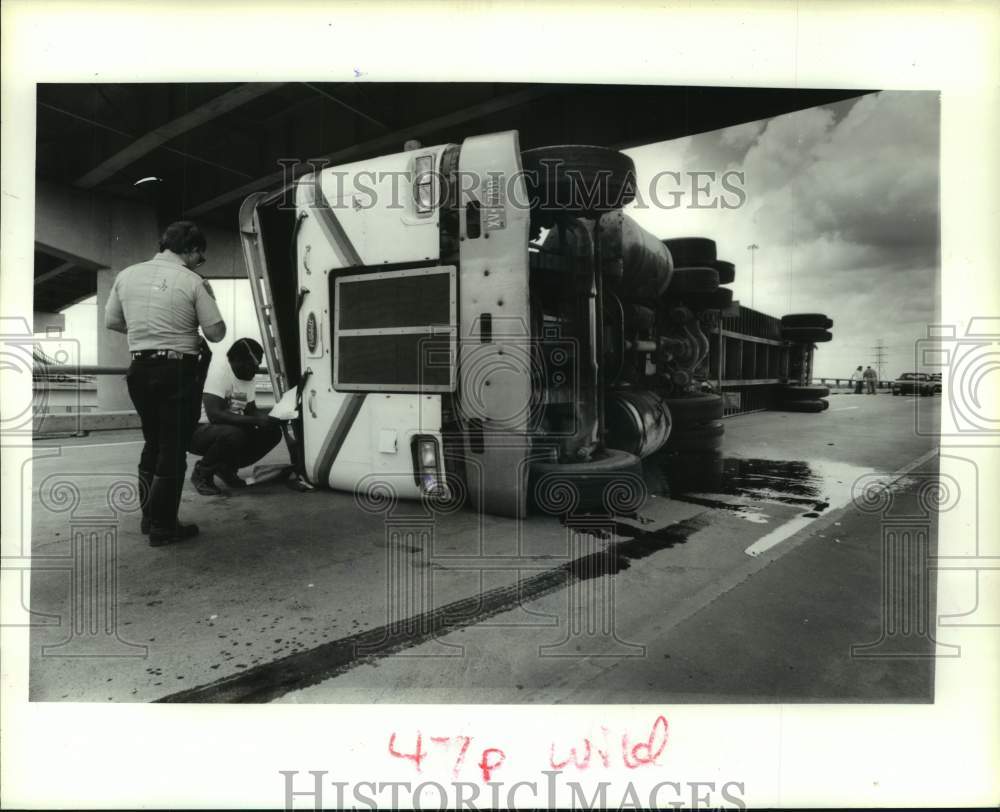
[127,357,201,528]
[189,421,283,472]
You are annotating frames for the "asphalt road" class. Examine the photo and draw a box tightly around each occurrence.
[26,393,940,703]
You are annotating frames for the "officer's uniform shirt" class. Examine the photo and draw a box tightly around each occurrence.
[105,250,223,353]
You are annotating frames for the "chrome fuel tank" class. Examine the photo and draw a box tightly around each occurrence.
[605,389,672,458]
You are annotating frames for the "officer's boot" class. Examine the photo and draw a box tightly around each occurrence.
[138,467,154,535]
[173,474,199,535]
[190,460,223,496]
[148,475,199,547]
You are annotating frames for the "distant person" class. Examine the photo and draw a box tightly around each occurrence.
[864,365,878,394]
[189,338,283,495]
[104,220,226,546]
[850,365,864,394]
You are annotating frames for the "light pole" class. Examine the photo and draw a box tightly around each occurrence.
[746,243,759,309]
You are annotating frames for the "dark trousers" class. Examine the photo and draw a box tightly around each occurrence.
[854,380,863,394]
[189,421,283,471]
[126,357,201,478]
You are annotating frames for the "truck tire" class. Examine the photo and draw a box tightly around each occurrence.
[667,266,719,294]
[663,394,724,428]
[782,384,831,400]
[530,449,644,515]
[683,288,734,311]
[778,399,828,413]
[663,237,717,266]
[782,327,833,343]
[781,313,833,329]
[666,420,725,452]
[521,145,636,213]
[709,259,735,284]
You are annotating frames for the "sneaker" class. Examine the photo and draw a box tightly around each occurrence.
[191,462,223,496]
[215,466,247,489]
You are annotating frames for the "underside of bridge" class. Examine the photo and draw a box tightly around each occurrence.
[33,81,872,408]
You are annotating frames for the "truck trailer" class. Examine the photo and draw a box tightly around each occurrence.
[239,130,832,517]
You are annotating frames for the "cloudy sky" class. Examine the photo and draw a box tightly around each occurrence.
[61,90,940,380]
[624,90,941,379]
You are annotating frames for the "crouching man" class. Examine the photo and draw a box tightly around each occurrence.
[189,338,283,495]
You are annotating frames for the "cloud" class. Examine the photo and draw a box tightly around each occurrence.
[719,119,766,150]
[741,91,940,271]
[626,91,940,379]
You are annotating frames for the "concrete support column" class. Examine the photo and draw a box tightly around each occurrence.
[96,268,132,411]
[96,200,160,411]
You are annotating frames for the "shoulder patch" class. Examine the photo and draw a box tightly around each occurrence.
[202,280,216,299]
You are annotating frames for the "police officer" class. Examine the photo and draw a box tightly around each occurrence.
[105,221,227,546]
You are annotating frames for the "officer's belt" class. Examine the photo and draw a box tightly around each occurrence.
[131,349,198,360]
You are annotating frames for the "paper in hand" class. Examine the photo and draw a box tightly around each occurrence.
[268,387,299,421]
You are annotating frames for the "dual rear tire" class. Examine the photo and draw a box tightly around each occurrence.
[662,394,725,452]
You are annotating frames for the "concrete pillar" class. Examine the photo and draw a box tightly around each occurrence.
[96,200,160,411]
[96,268,132,411]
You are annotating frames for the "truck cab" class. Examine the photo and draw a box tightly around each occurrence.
[240,130,736,516]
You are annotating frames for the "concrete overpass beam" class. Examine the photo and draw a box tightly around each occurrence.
[34,180,112,268]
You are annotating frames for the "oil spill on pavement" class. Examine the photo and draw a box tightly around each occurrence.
[565,515,712,579]
[157,515,711,703]
[644,450,882,555]
[647,452,870,516]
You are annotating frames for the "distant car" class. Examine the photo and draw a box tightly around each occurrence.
[892,372,934,396]
[929,372,942,394]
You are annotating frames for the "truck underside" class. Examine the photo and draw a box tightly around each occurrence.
[240,130,831,517]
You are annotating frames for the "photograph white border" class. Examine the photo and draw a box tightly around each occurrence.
[2,1,998,808]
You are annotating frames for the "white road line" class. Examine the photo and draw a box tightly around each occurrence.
[832,406,859,411]
[744,446,939,558]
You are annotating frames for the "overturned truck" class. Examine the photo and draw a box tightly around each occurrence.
[240,131,832,517]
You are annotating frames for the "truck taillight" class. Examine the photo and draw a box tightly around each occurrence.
[412,435,443,495]
[414,154,435,215]
[419,439,437,468]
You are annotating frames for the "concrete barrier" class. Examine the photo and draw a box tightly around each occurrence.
[33,410,143,436]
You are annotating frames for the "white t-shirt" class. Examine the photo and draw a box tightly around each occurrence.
[200,352,257,423]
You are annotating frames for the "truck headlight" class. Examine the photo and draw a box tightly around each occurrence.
[416,182,434,212]
[415,155,434,176]
[414,154,435,215]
